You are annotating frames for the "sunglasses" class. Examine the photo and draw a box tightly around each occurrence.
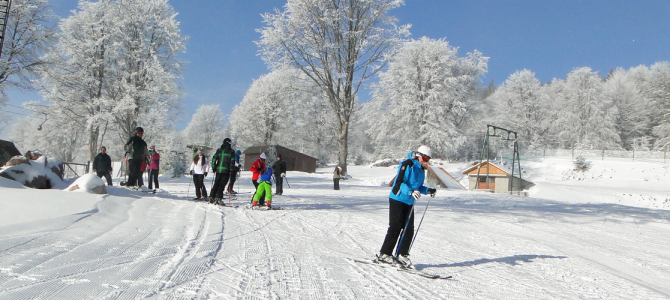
[419,154,431,161]
[137,132,144,135]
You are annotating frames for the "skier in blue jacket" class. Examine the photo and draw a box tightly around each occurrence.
[377,145,436,268]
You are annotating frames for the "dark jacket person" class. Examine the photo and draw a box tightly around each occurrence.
[93,146,113,186]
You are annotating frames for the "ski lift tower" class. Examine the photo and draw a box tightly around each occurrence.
[0,0,11,59]
[476,125,523,194]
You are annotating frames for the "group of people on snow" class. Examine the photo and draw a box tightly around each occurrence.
[186,137,288,209]
[92,127,161,190]
[94,126,191,192]
[98,126,436,268]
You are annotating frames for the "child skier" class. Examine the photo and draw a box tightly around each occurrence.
[251,167,274,209]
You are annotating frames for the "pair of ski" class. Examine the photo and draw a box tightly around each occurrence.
[246,204,282,210]
[349,258,452,280]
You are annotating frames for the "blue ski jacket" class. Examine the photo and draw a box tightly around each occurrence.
[260,167,273,184]
[389,152,429,206]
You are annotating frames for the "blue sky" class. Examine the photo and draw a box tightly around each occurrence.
[2,0,669,138]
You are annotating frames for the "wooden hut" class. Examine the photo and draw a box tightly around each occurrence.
[462,161,534,194]
[243,145,318,173]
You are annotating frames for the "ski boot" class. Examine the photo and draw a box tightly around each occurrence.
[375,253,394,265]
[395,254,413,269]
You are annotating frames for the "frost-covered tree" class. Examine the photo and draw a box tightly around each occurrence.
[230,66,334,161]
[257,0,409,173]
[603,67,652,150]
[230,67,300,149]
[109,0,186,139]
[10,114,84,162]
[489,69,553,149]
[370,37,487,158]
[649,62,670,149]
[0,0,57,127]
[553,67,620,149]
[36,0,185,162]
[183,104,226,149]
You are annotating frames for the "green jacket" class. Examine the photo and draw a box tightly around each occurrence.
[211,144,235,173]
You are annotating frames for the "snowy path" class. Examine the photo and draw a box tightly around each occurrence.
[1,164,670,299]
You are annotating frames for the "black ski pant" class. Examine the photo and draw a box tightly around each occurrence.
[252,179,266,205]
[127,159,142,187]
[210,172,230,200]
[96,170,113,186]
[333,178,340,190]
[228,172,238,193]
[193,174,207,199]
[380,199,415,257]
[275,175,283,195]
[148,169,159,189]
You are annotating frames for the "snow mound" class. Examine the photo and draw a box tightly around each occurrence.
[67,173,107,194]
[0,155,66,189]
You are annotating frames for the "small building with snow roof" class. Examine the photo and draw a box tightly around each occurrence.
[462,161,534,194]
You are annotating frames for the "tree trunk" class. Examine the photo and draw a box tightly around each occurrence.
[88,125,100,165]
[338,121,349,175]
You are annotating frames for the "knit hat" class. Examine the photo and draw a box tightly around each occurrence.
[260,153,266,159]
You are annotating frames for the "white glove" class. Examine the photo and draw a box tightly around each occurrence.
[281,173,285,177]
[411,190,421,201]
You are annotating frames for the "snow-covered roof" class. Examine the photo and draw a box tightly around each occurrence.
[427,166,465,190]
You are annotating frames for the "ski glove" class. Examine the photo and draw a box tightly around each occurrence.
[411,190,421,201]
[204,172,208,177]
[281,173,285,177]
[428,188,437,198]
[189,171,193,176]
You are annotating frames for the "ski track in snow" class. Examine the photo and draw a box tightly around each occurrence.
[0,162,669,299]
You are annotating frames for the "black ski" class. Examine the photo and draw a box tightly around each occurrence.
[349,258,452,280]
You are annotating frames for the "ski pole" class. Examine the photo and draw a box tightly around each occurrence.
[395,204,416,257]
[409,194,435,253]
[284,174,290,188]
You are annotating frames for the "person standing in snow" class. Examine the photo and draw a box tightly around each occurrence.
[272,154,287,195]
[124,127,149,187]
[147,145,160,190]
[333,165,342,190]
[228,149,242,194]
[252,167,273,208]
[250,153,267,204]
[377,145,436,269]
[189,149,210,200]
[209,138,235,204]
[93,146,113,186]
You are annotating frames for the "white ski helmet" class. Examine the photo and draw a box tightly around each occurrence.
[260,152,267,160]
[417,145,432,158]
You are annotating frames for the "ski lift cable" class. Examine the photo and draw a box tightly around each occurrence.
[5,103,41,113]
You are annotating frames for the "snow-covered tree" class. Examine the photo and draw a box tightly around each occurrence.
[230,66,335,162]
[183,104,226,149]
[0,0,57,128]
[603,67,652,150]
[552,67,620,149]
[489,69,553,149]
[108,0,186,139]
[369,37,488,158]
[230,67,301,149]
[257,0,409,173]
[36,0,185,162]
[649,62,670,149]
[10,114,85,162]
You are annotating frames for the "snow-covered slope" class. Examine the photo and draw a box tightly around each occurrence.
[0,158,668,299]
